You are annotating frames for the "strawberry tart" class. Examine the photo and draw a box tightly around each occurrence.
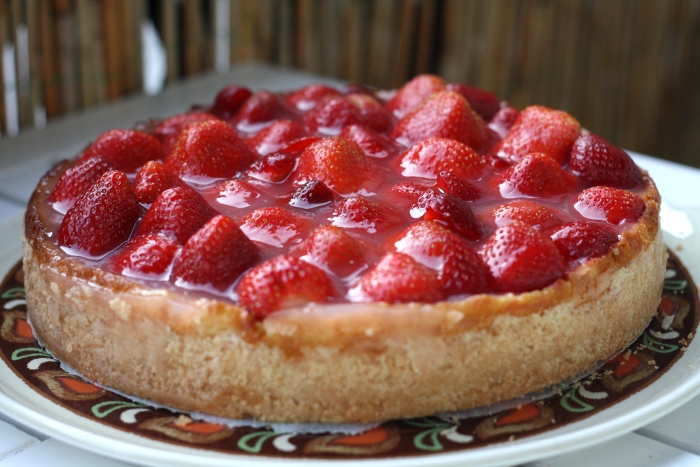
[22,75,665,423]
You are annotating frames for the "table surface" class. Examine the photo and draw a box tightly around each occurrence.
[1,63,700,467]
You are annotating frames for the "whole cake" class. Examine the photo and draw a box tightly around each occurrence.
[23,75,665,423]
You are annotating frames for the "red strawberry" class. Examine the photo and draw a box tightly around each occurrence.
[488,104,519,138]
[357,252,444,303]
[247,153,296,183]
[234,90,283,131]
[399,137,488,180]
[276,136,323,156]
[339,124,401,159]
[246,119,308,156]
[492,200,561,230]
[391,91,497,153]
[574,186,646,225]
[300,225,366,277]
[395,221,491,295]
[389,181,429,203]
[81,129,165,173]
[240,207,305,248]
[237,255,334,318]
[479,221,566,293]
[435,172,482,201]
[216,180,260,208]
[346,93,392,132]
[330,196,401,234]
[411,189,484,241]
[492,105,581,164]
[284,84,341,111]
[110,234,180,278]
[57,170,140,257]
[209,85,252,119]
[569,133,643,188]
[294,137,377,194]
[164,120,257,180]
[302,95,363,135]
[50,156,113,213]
[289,180,334,209]
[498,153,578,197]
[386,74,446,118]
[171,215,258,291]
[546,221,619,262]
[135,186,216,244]
[445,83,500,121]
[133,161,183,204]
[153,112,219,155]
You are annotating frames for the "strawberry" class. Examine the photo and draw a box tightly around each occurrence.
[357,252,444,303]
[399,137,487,180]
[216,180,260,208]
[479,221,566,293]
[386,74,446,118]
[492,105,581,164]
[276,136,323,156]
[57,170,140,257]
[234,90,283,131]
[171,215,258,291]
[574,186,646,225]
[247,153,296,183]
[391,91,497,153]
[346,93,392,132]
[110,234,180,278]
[80,129,165,173]
[339,124,400,159]
[294,137,377,194]
[546,221,619,262]
[330,196,401,234]
[411,189,484,241]
[389,181,429,203]
[153,112,219,155]
[300,225,366,277]
[435,172,482,201]
[488,104,519,138]
[240,207,305,248]
[236,255,334,318]
[50,156,113,213]
[246,119,308,156]
[498,153,578,197]
[164,120,257,180]
[395,221,491,295]
[133,161,183,204]
[284,84,341,111]
[209,85,252,119]
[135,186,216,244]
[569,133,643,188]
[445,83,500,121]
[289,180,334,208]
[492,200,561,230]
[302,95,363,135]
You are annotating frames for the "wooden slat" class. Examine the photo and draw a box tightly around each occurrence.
[76,0,107,108]
[0,0,8,134]
[39,0,61,119]
[10,0,32,127]
[26,0,44,126]
[53,0,80,113]
[159,0,181,84]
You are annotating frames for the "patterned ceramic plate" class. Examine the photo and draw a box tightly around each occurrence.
[1,212,700,467]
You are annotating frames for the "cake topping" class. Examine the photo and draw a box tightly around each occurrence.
[569,133,643,188]
[547,221,619,263]
[50,156,114,213]
[574,186,646,225]
[497,152,579,198]
[110,234,180,279]
[399,137,486,179]
[133,161,184,205]
[79,129,165,173]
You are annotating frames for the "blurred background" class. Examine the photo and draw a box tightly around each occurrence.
[0,0,698,167]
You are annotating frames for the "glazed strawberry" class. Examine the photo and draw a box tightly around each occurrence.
[399,137,487,180]
[133,161,183,204]
[153,112,219,155]
[446,83,500,121]
[391,91,497,153]
[110,234,179,278]
[389,181,429,203]
[357,252,444,303]
[574,186,646,225]
[300,225,366,277]
[216,180,260,208]
[386,74,446,118]
[241,207,305,248]
[237,255,334,317]
[339,124,400,159]
[479,221,566,293]
[295,137,377,194]
[435,172,482,201]
[234,90,283,131]
[209,85,252,119]
[136,186,216,244]
[171,215,258,291]
[395,221,491,295]
[247,153,296,183]
[164,120,257,180]
[569,133,643,188]
[488,104,519,138]
[498,153,578,197]
[50,156,113,213]
[284,84,341,111]
[302,95,363,135]
[547,221,619,262]
[246,119,308,156]
[492,105,580,164]
[289,180,334,209]
[330,196,401,234]
[412,189,484,241]
[81,129,165,173]
[57,170,140,257]
[346,93,392,132]
[492,200,561,230]
[276,136,323,156]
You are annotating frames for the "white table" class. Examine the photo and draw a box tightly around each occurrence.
[1,63,700,467]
